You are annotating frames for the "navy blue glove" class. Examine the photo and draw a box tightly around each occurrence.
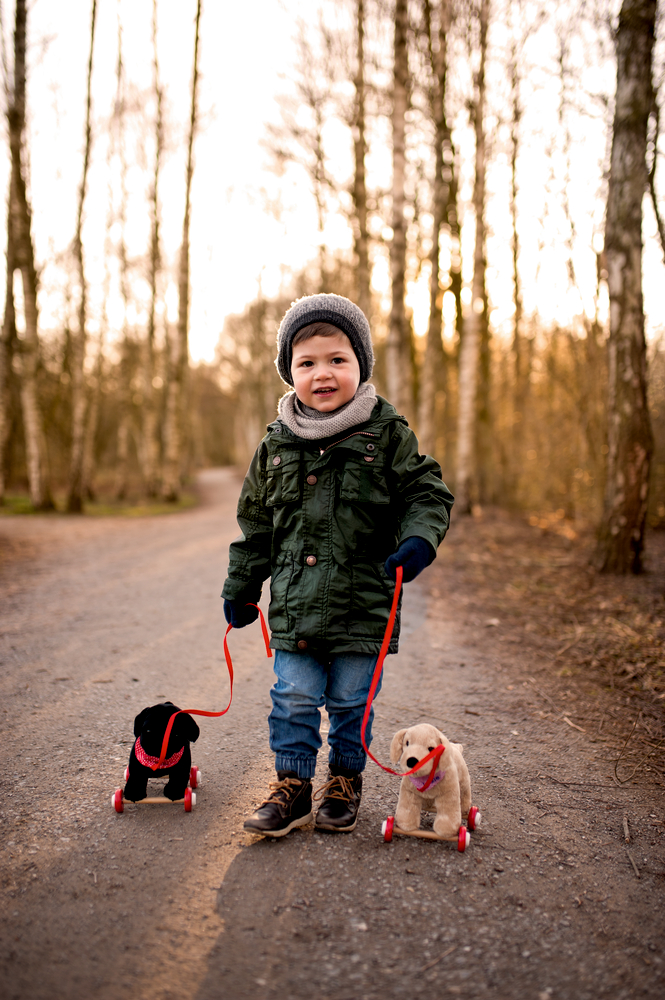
[223,596,260,628]
[384,537,434,583]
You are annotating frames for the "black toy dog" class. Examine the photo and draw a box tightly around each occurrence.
[124,701,200,802]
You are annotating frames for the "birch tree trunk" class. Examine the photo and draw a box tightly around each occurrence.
[162,0,201,502]
[67,0,97,513]
[6,0,53,510]
[386,0,410,417]
[509,39,526,494]
[0,205,16,503]
[455,0,489,514]
[418,0,453,458]
[142,0,164,498]
[352,0,371,320]
[111,20,132,501]
[596,0,655,574]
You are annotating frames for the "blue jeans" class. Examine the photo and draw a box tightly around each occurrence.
[268,649,382,779]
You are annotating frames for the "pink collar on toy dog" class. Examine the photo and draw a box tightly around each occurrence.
[408,770,444,792]
[135,735,184,770]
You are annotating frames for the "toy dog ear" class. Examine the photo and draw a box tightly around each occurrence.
[181,713,200,743]
[133,707,152,737]
[390,729,407,763]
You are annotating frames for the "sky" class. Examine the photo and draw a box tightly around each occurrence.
[1,0,664,366]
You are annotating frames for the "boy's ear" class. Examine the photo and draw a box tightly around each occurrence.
[133,707,151,737]
[390,729,408,763]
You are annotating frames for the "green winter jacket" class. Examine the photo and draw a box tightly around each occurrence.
[221,396,454,655]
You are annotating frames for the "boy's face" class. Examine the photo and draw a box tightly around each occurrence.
[291,332,360,412]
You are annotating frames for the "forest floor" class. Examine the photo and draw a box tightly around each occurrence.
[0,467,664,1000]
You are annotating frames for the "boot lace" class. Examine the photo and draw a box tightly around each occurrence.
[259,776,303,808]
[314,775,356,803]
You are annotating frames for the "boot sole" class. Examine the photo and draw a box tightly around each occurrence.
[314,816,358,833]
[244,810,314,838]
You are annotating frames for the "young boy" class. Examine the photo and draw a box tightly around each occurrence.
[221,293,453,837]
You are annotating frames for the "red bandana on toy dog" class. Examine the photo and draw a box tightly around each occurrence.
[134,735,184,770]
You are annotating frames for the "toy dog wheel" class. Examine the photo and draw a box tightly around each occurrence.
[457,826,470,852]
[382,816,395,843]
[124,767,130,782]
[184,787,196,812]
[467,806,481,831]
[190,766,201,789]
[112,788,124,813]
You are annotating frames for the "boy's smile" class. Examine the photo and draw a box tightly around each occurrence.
[291,332,361,412]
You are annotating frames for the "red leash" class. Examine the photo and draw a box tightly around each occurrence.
[360,565,444,790]
[154,575,441,786]
[152,604,272,771]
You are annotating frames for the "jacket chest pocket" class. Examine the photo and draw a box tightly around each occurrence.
[266,453,301,505]
[340,459,390,504]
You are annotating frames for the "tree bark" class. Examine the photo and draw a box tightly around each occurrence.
[386,0,410,417]
[418,0,453,458]
[67,0,97,513]
[111,19,132,501]
[6,0,53,510]
[352,0,371,320]
[596,0,655,574]
[509,38,526,495]
[162,0,201,502]
[142,0,164,498]
[0,197,16,504]
[455,0,489,514]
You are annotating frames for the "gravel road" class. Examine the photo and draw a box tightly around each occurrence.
[1,467,663,1000]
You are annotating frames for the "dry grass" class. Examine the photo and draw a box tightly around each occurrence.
[430,507,665,786]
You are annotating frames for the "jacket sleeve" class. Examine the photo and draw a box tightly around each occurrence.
[221,440,274,601]
[387,423,454,554]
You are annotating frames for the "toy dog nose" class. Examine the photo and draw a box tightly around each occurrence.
[406,757,419,769]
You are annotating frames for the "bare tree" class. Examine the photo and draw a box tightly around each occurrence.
[3,0,53,509]
[162,0,201,502]
[67,0,97,513]
[455,0,489,513]
[111,17,133,501]
[596,0,655,573]
[141,0,164,497]
[0,200,16,504]
[111,21,136,501]
[266,20,339,293]
[352,0,371,319]
[386,0,411,417]
[418,0,456,458]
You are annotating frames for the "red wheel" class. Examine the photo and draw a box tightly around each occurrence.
[457,826,469,852]
[382,816,395,843]
[184,787,193,812]
[124,767,129,782]
[189,766,198,789]
[113,788,124,813]
[467,806,480,831]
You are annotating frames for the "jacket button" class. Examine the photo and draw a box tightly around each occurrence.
[364,456,375,463]
[297,640,308,650]
[306,555,317,566]
[272,456,281,466]
[306,474,317,485]
[366,443,375,451]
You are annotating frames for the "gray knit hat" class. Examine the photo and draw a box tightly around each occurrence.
[276,293,375,386]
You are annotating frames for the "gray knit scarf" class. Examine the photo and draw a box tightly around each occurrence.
[277,383,377,440]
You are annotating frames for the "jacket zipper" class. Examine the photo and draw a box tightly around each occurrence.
[319,431,378,455]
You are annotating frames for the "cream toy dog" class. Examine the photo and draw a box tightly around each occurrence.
[390,723,472,838]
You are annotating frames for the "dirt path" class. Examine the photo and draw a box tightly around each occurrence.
[1,468,663,1000]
